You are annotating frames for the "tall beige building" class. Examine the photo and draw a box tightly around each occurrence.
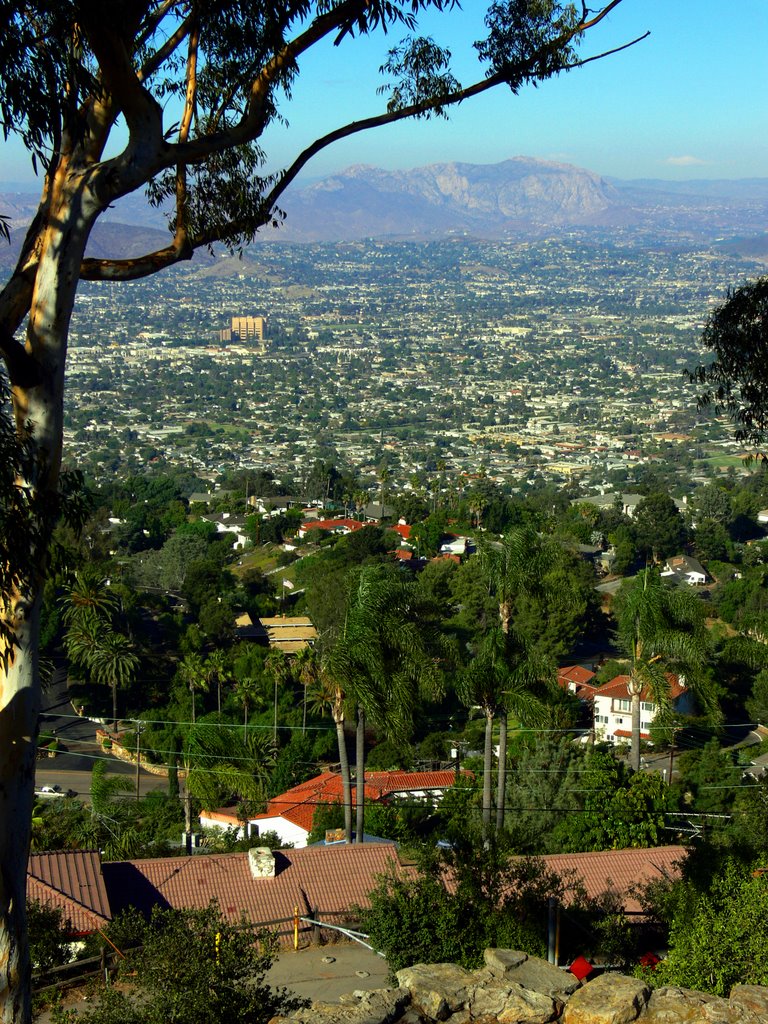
[218,315,267,346]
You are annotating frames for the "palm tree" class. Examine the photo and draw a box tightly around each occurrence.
[614,568,716,772]
[178,653,208,724]
[265,648,291,742]
[64,617,138,727]
[181,720,275,852]
[307,669,354,842]
[475,527,556,830]
[60,568,119,628]
[205,649,231,714]
[233,676,261,739]
[293,645,319,733]
[457,627,551,831]
[322,565,445,843]
[89,630,139,727]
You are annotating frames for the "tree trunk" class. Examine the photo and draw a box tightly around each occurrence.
[482,709,494,829]
[0,599,41,1024]
[355,706,365,843]
[495,709,507,833]
[630,683,642,772]
[1,170,100,1024]
[334,715,353,843]
[112,679,118,729]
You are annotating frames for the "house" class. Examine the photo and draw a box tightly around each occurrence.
[361,502,395,522]
[232,613,317,652]
[202,769,472,849]
[439,534,470,558]
[573,493,646,519]
[557,665,597,700]
[258,615,318,653]
[592,673,689,747]
[297,517,363,539]
[662,554,708,587]
[199,511,248,549]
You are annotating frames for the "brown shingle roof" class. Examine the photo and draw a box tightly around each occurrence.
[28,851,112,935]
[103,845,400,942]
[539,846,686,914]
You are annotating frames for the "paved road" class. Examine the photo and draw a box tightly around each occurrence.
[35,660,166,801]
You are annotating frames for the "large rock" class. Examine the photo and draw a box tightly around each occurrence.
[396,963,474,1020]
[563,974,650,1024]
[484,950,580,1000]
[468,979,561,1023]
[730,985,768,1020]
[269,988,409,1024]
[643,984,768,1023]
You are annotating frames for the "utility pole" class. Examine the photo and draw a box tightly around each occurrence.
[135,720,144,801]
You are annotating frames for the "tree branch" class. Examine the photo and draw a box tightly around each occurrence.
[262,30,649,210]
[76,2,648,282]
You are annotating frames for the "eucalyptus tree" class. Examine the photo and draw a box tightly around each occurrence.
[0,2,642,1017]
[614,568,717,772]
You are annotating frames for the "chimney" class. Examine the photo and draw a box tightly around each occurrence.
[248,847,276,878]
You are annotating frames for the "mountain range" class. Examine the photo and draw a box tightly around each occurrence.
[3,156,768,267]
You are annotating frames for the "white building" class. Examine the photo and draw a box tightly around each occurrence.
[592,673,689,746]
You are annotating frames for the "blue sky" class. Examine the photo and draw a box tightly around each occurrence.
[3,1,768,186]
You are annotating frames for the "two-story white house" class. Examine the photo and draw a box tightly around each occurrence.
[592,673,688,746]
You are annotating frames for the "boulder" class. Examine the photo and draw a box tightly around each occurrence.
[483,950,529,976]
[468,979,561,1023]
[396,963,475,1020]
[730,985,768,1020]
[483,950,579,1000]
[563,973,650,1024]
[642,983,768,1023]
[271,987,409,1024]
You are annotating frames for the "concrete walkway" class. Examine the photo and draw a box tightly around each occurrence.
[265,942,392,1002]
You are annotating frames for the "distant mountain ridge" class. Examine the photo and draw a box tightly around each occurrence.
[3,156,768,264]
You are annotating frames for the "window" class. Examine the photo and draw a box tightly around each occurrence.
[641,701,655,712]
[615,699,631,712]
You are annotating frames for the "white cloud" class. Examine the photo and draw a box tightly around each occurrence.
[665,155,707,167]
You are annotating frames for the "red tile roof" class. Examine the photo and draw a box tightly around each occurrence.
[103,845,402,944]
[613,728,650,740]
[28,851,112,935]
[301,518,363,533]
[558,665,596,686]
[390,523,412,540]
[251,770,471,833]
[596,673,685,703]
